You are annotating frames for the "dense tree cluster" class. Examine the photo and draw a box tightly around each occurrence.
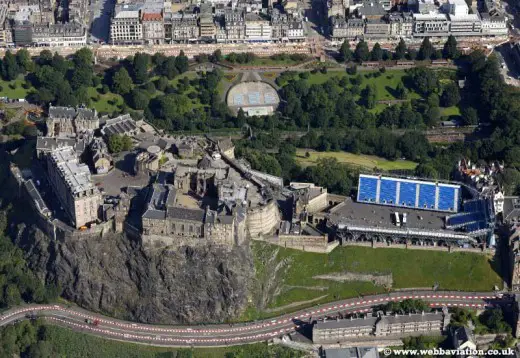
[338,36,459,63]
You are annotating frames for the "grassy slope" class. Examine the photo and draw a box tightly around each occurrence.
[40,325,302,358]
[87,86,124,115]
[253,242,501,314]
[0,77,33,99]
[295,149,418,171]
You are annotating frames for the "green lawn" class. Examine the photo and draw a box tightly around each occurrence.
[252,242,502,315]
[87,86,124,115]
[0,76,33,99]
[302,69,421,103]
[295,149,418,171]
[441,106,461,117]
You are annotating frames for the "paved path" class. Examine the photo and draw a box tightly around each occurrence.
[0,291,509,347]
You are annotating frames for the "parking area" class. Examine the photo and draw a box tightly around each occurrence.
[495,44,520,87]
[89,0,116,43]
[93,152,151,196]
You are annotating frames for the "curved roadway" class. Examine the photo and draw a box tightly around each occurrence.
[0,291,510,347]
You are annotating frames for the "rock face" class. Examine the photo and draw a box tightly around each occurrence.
[18,227,252,324]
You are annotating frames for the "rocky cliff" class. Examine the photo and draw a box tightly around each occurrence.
[16,226,252,324]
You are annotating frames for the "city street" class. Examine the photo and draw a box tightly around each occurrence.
[88,0,116,43]
[0,291,508,347]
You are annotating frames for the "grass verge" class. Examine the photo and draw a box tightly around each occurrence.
[295,149,418,171]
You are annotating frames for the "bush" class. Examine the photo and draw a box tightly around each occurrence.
[8,83,16,90]
[299,72,310,79]
[346,66,357,75]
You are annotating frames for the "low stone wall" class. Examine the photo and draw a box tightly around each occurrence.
[342,241,495,255]
[259,234,338,253]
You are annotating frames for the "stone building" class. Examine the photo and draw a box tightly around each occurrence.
[46,106,99,138]
[365,18,391,39]
[110,5,143,44]
[141,184,247,248]
[90,138,113,174]
[142,11,164,44]
[374,309,450,336]
[313,309,450,344]
[46,146,101,228]
[221,9,245,43]
[388,12,413,38]
[170,13,199,42]
[31,22,87,47]
[291,183,328,220]
[313,316,378,344]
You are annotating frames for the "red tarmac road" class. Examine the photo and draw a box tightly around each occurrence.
[0,291,508,347]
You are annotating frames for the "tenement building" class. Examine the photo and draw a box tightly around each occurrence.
[313,309,450,344]
[46,146,102,228]
[110,4,143,45]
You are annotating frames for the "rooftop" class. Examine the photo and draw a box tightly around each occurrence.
[49,146,96,195]
[101,114,138,137]
[315,316,378,330]
[329,197,452,232]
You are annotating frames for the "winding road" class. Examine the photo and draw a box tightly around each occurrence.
[0,291,510,347]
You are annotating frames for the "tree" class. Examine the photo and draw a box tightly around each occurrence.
[36,88,55,103]
[505,147,520,168]
[354,40,370,62]
[479,308,511,334]
[418,37,434,60]
[394,38,407,60]
[211,49,223,63]
[155,76,169,92]
[4,284,21,306]
[407,67,439,96]
[339,40,353,62]
[407,48,417,60]
[443,35,459,59]
[15,49,32,72]
[415,163,438,179]
[152,52,166,67]
[69,66,92,89]
[427,93,440,108]
[38,49,53,65]
[108,134,123,153]
[161,57,179,80]
[440,82,461,107]
[363,84,377,109]
[395,82,408,99]
[74,86,90,106]
[111,67,133,95]
[425,106,441,126]
[73,48,94,67]
[132,52,150,84]
[2,51,20,81]
[461,106,478,125]
[175,50,189,73]
[370,43,383,61]
[129,89,150,110]
[55,82,77,107]
[51,53,69,74]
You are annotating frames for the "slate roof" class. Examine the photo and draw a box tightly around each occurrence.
[167,207,205,222]
[315,317,378,330]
